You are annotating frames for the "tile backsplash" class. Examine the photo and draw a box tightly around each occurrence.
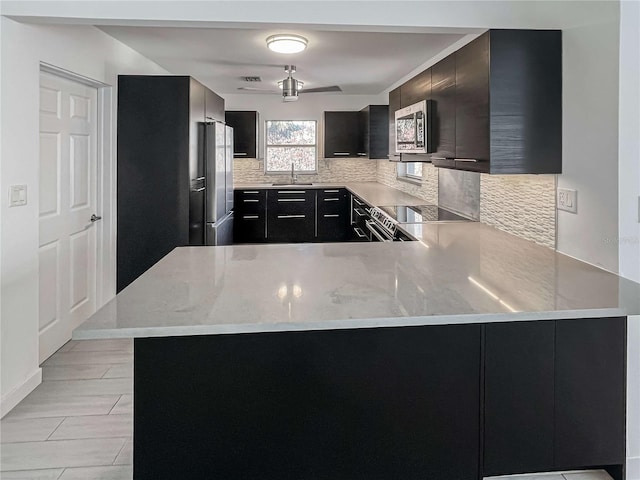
[480,174,556,248]
[376,160,556,248]
[234,157,556,248]
[233,157,378,184]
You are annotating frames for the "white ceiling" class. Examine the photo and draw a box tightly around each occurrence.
[98,26,466,95]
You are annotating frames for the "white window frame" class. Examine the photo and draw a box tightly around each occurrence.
[396,161,424,184]
[264,120,318,174]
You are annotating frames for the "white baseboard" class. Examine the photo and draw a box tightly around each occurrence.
[628,456,640,480]
[1,368,42,418]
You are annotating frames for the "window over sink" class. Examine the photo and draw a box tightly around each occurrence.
[265,120,317,173]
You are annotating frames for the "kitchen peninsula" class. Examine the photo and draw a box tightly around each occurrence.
[75,184,640,480]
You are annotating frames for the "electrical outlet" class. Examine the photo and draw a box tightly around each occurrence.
[557,188,577,214]
[9,185,27,207]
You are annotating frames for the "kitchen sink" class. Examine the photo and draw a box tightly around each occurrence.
[271,182,313,186]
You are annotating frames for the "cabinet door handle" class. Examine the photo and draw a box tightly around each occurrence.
[324,198,339,202]
[235,152,248,156]
[323,189,339,193]
[243,199,259,203]
[194,176,205,181]
[354,208,366,217]
[324,214,339,218]
[357,153,367,156]
[192,187,205,192]
[353,198,365,206]
[277,215,306,219]
[278,199,305,202]
[277,190,306,194]
[454,158,478,163]
[333,152,350,156]
[430,157,448,161]
[242,191,260,194]
[243,215,259,219]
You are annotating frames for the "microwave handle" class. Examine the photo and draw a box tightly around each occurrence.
[415,111,424,149]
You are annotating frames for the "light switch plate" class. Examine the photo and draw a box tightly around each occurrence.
[557,188,577,214]
[9,185,27,207]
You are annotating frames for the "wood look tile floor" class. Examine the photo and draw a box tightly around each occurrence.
[0,339,614,480]
[1,339,133,480]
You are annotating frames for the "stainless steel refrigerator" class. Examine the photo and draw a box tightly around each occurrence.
[190,121,234,246]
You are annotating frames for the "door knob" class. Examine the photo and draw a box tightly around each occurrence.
[90,214,102,222]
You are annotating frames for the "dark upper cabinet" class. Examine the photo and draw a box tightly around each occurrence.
[359,105,389,159]
[324,111,361,158]
[400,68,431,107]
[431,55,456,161]
[455,33,490,165]
[205,88,225,123]
[117,76,224,292]
[392,29,562,174]
[225,111,258,158]
[555,317,626,470]
[488,30,562,174]
[453,30,561,173]
[484,321,555,476]
[388,87,401,157]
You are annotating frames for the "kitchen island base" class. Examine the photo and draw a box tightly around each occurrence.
[132,318,626,480]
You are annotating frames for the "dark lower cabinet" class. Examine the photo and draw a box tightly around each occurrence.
[555,317,626,471]
[484,321,555,476]
[234,188,350,244]
[134,324,481,480]
[233,189,267,243]
[483,317,626,480]
[132,317,627,480]
[317,188,349,242]
[267,189,315,243]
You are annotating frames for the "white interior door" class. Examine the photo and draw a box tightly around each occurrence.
[39,71,99,363]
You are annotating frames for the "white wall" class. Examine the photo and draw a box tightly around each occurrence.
[618,2,640,478]
[557,9,620,272]
[0,18,169,415]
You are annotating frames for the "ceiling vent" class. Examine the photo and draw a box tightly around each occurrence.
[241,76,262,82]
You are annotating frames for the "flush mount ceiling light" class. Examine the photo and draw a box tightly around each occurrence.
[266,34,308,54]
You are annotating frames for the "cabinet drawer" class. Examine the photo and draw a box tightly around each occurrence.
[235,190,266,205]
[268,216,314,243]
[317,213,349,242]
[268,189,315,203]
[233,215,266,243]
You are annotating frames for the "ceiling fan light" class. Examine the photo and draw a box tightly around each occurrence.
[266,34,308,54]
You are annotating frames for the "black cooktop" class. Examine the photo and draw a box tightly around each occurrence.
[379,205,472,223]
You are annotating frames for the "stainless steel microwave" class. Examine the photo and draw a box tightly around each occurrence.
[395,100,432,154]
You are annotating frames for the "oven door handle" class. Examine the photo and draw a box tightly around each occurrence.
[366,220,392,242]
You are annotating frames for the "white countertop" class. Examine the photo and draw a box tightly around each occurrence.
[235,182,427,207]
[74,221,640,340]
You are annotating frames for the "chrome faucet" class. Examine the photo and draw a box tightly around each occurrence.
[291,162,297,185]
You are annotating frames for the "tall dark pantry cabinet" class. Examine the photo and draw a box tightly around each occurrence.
[116,76,226,292]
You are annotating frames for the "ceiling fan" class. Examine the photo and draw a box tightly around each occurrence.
[238,65,341,102]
